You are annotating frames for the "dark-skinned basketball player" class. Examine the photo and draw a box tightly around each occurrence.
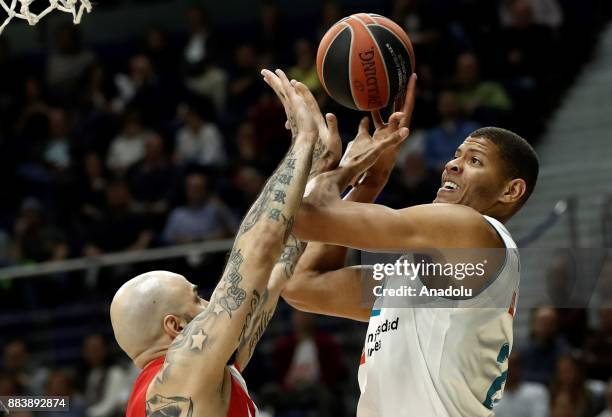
[262,69,539,417]
[110,70,408,417]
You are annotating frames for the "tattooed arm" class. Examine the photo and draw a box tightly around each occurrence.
[233,72,344,369]
[151,71,318,403]
[234,232,306,369]
[282,76,419,321]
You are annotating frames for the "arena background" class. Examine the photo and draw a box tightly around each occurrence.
[0,0,611,416]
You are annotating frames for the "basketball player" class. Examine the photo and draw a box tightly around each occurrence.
[263,69,539,416]
[109,70,407,417]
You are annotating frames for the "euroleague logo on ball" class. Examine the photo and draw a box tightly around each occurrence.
[317,13,415,111]
[357,47,382,108]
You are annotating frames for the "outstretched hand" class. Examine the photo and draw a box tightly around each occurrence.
[364,73,418,189]
[261,69,317,139]
[262,68,342,177]
[337,117,410,190]
[372,73,418,130]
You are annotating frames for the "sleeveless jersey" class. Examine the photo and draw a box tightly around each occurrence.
[357,215,519,417]
[126,357,258,417]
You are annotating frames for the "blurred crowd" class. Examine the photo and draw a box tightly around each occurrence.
[1,307,611,417]
[0,0,608,268]
[1,0,611,416]
[1,310,353,417]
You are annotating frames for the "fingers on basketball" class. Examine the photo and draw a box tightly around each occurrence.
[399,73,418,128]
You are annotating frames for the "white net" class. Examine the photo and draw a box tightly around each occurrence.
[0,0,91,34]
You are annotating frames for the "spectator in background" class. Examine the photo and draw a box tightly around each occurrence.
[45,370,87,417]
[14,105,52,193]
[174,98,226,168]
[183,6,216,72]
[127,133,178,230]
[248,90,290,165]
[410,62,438,128]
[185,63,228,117]
[12,197,69,263]
[498,0,555,82]
[0,372,34,417]
[388,130,439,208]
[585,308,612,381]
[595,380,612,417]
[82,180,152,256]
[288,39,321,97]
[520,306,570,385]
[226,122,268,214]
[499,0,563,30]
[111,54,157,114]
[44,108,72,172]
[454,53,511,125]
[549,353,606,417]
[423,90,480,172]
[1,341,48,396]
[254,3,290,65]
[317,1,343,40]
[78,334,126,417]
[230,165,266,215]
[46,24,96,103]
[552,391,580,417]
[106,110,149,174]
[75,152,108,224]
[142,28,177,81]
[496,0,559,137]
[181,7,228,115]
[233,121,275,172]
[0,371,25,395]
[227,44,262,119]
[391,0,441,62]
[77,64,111,114]
[269,311,346,417]
[494,352,549,417]
[162,172,237,245]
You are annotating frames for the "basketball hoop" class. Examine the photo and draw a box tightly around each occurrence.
[0,0,91,34]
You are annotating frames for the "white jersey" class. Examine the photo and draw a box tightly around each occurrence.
[357,215,519,417]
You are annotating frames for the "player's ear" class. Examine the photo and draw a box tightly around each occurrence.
[162,314,185,338]
[500,178,526,205]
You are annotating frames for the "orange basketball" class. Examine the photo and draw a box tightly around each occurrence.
[316,13,415,111]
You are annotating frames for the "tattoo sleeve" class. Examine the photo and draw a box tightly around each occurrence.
[146,395,193,417]
[158,132,316,384]
[234,231,308,368]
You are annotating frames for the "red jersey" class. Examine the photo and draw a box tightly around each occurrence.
[126,357,258,417]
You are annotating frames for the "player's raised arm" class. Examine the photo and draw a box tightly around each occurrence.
[281,75,419,321]
[233,72,347,369]
[234,230,307,369]
[156,70,319,390]
[296,179,500,251]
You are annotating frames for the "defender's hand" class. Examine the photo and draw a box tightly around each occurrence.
[290,79,342,176]
[262,69,317,139]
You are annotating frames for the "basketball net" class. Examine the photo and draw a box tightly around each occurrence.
[0,0,91,34]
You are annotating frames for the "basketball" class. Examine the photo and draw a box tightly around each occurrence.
[316,13,415,111]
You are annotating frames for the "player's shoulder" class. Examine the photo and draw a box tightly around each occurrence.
[420,203,490,226]
[423,203,504,248]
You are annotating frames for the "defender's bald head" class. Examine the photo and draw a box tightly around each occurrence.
[110,271,198,365]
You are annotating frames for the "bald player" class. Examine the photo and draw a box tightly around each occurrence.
[263,71,539,416]
[110,70,408,417]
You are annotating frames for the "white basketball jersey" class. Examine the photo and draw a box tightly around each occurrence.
[357,215,519,417]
